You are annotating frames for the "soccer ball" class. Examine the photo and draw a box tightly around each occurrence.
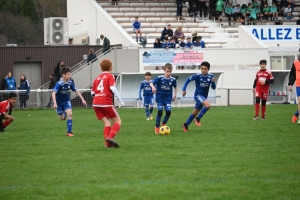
[159,126,170,135]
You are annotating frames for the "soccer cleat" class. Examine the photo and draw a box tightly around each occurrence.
[194,118,202,127]
[66,132,74,137]
[261,117,266,120]
[0,129,5,133]
[298,119,300,125]
[161,123,166,126]
[292,115,298,123]
[253,116,258,120]
[146,117,150,121]
[150,114,153,120]
[182,123,188,132]
[105,138,120,148]
[155,127,160,134]
[105,144,112,148]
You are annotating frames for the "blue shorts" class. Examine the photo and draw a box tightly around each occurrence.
[296,87,300,97]
[56,101,72,115]
[156,99,172,111]
[194,95,207,110]
[143,96,154,107]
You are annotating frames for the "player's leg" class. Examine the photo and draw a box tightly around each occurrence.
[106,107,121,148]
[56,104,66,121]
[0,114,4,132]
[292,110,299,123]
[93,107,112,147]
[254,91,262,120]
[261,92,268,120]
[2,114,14,129]
[149,97,154,120]
[162,102,171,126]
[296,87,300,125]
[196,99,210,123]
[144,96,150,120]
[138,29,142,41]
[65,108,73,136]
[135,30,138,42]
[182,97,202,132]
[155,102,163,134]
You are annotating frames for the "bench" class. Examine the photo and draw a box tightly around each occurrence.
[227,30,238,38]
[205,42,227,48]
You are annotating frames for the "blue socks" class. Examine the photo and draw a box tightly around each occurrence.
[295,110,299,117]
[185,114,195,125]
[67,119,72,133]
[145,107,149,118]
[155,115,161,128]
[162,115,170,125]
[150,107,153,115]
[197,107,209,120]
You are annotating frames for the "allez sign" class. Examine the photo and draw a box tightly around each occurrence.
[246,26,300,42]
[141,49,203,66]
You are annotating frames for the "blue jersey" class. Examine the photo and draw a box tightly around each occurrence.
[152,75,177,102]
[193,41,205,48]
[186,42,193,48]
[161,42,169,48]
[182,73,216,98]
[53,78,77,104]
[168,42,176,49]
[139,80,154,96]
[132,21,141,31]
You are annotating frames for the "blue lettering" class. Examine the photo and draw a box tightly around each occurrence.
[297,28,300,39]
[252,29,259,39]
[284,28,292,39]
[261,29,267,40]
[276,28,283,40]
[268,28,275,40]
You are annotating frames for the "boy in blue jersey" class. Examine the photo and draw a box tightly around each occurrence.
[139,72,154,120]
[168,38,177,49]
[132,16,142,42]
[52,67,87,137]
[185,37,193,49]
[182,61,216,132]
[193,36,205,48]
[150,63,177,134]
[161,37,169,49]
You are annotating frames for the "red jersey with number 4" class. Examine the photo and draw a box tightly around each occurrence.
[92,72,115,106]
[0,100,13,115]
[255,69,274,92]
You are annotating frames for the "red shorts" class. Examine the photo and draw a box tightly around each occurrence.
[255,90,268,100]
[93,106,119,120]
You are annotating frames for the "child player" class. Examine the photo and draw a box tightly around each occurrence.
[181,61,215,132]
[139,72,154,120]
[252,59,274,120]
[150,63,177,134]
[0,92,17,132]
[91,59,125,148]
[52,67,87,137]
[288,58,300,124]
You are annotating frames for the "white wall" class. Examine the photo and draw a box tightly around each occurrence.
[239,26,267,48]
[67,0,136,46]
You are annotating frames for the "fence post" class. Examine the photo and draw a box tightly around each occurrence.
[37,89,41,108]
[227,88,230,106]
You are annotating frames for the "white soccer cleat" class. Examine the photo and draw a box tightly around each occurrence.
[297,119,300,125]
[146,117,150,121]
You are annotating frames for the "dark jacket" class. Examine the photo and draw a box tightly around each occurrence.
[54,66,62,83]
[49,78,56,89]
[102,37,110,53]
[153,42,162,48]
[1,78,7,90]
[18,79,30,95]
[87,53,97,62]
[160,27,174,41]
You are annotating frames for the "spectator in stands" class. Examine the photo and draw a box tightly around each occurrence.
[176,0,185,20]
[18,74,30,109]
[47,74,56,108]
[215,0,225,25]
[162,37,169,49]
[198,0,208,19]
[100,34,110,54]
[225,3,235,25]
[240,4,247,24]
[284,4,293,20]
[168,38,177,49]
[270,3,279,20]
[262,3,272,20]
[234,4,243,21]
[280,0,288,12]
[252,0,259,8]
[54,61,64,82]
[0,75,8,102]
[255,5,264,21]
[133,17,142,42]
[173,27,185,44]
[188,3,198,22]
[260,0,268,13]
[87,48,97,63]
[288,0,295,14]
[153,38,162,48]
[160,24,173,41]
[193,36,205,48]
[5,72,16,91]
[185,38,194,49]
[191,30,198,42]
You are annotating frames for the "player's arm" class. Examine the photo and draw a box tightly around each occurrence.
[252,79,257,92]
[0,114,4,132]
[138,82,143,100]
[288,63,296,91]
[150,78,158,93]
[75,90,87,106]
[182,75,195,97]
[211,75,216,90]
[265,78,274,84]
[52,82,60,108]
[172,87,178,101]
[110,86,125,106]
[91,80,96,98]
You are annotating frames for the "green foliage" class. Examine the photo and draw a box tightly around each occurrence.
[0,105,300,199]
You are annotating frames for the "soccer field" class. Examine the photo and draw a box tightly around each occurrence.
[0,105,299,200]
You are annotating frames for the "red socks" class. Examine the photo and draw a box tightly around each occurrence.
[3,120,11,128]
[255,103,260,116]
[261,105,266,118]
[104,126,111,147]
[108,123,121,139]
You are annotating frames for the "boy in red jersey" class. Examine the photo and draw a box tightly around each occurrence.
[252,59,274,120]
[0,92,17,132]
[91,59,125,148]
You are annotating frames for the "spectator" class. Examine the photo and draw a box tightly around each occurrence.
[252,0,259,8]
[198,0,208,19]
[173,27,185,44]
[160,24,173,41]
[168,38,177,49]
[225,3,235,25]
[185,37,194,49]
[87,48,97,63]
[100,34,110,54]
[193,36,205,48]
[234,4,243,21]
[215,0,225,25]
[288,0,295,14]
[255,5,264,21]
[132,16,143,42]
[280,0,288,12]
[153,38,162,48]
[191,30,198,42]
[54,61,64,82]
[260,0,268,13]
[284,4,293,20]
[0,75,8,102]
[297,15,300,25]
[262,3,272,20]
[18,75,30,109]
[176,0,185,20]
[270,3,279,20]
[5,72,16,91]
[47,74,56,108]
[162,37,169,49]
[240,4,248,25]
[188,3,198,22]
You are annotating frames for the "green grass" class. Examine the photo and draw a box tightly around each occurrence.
[0,105,300,200]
